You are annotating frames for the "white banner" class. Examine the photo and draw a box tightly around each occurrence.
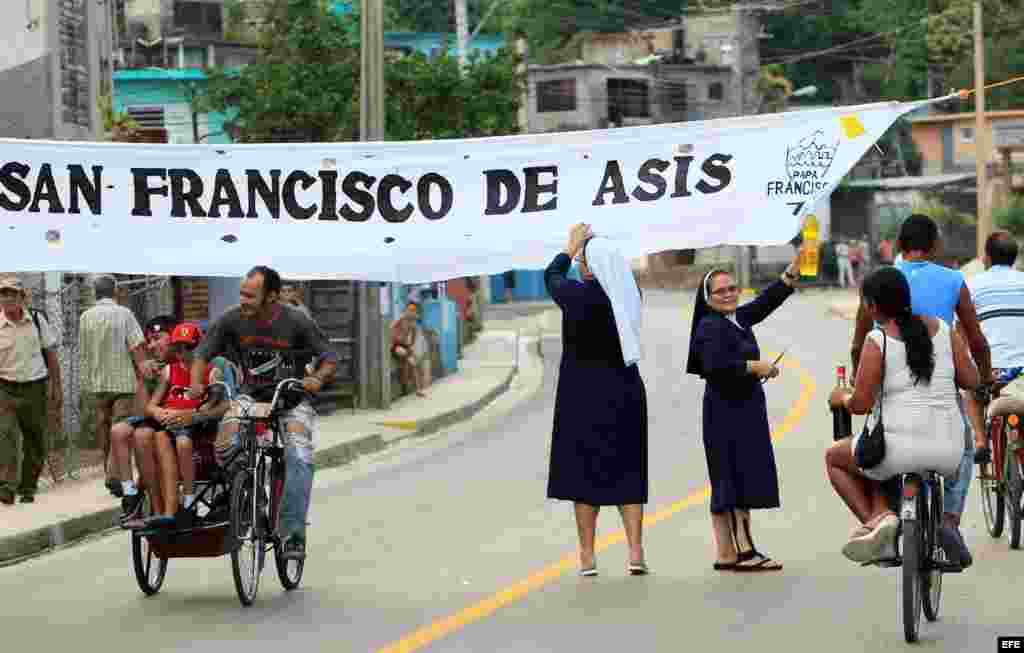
[0,100,930,282]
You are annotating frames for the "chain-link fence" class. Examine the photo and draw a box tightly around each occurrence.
[15,273,173,486]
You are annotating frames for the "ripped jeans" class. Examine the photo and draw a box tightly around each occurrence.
[216,396,316,540]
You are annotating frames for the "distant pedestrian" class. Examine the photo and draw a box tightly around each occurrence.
[0,275,62,505]
[391,302,427,398]
[878,239,894,266]
[545,223,649,576]
[281,282,314,321]
[78,275,147,497]
[686,256,800,571]
[836,240,855,288]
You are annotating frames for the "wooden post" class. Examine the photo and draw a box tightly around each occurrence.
[974,1,990,259]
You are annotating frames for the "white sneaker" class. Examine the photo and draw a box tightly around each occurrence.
[842,514,900,563]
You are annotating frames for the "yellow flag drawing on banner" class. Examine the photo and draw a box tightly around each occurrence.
[840,115,866,139]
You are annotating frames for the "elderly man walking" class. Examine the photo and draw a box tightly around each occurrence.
[0,275,62,505]
[79,275,147,497]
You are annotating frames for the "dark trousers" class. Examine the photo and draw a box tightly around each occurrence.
[0,378,49,497]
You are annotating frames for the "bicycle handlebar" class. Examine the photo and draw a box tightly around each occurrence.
[235,377,313,421]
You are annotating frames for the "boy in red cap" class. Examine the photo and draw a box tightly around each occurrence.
[142,323,230,527]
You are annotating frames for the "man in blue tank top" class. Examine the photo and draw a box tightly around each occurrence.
[851,214,992,570]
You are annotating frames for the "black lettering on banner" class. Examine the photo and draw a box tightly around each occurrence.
[282,170,318,220]
[418,173,453,220]
[378,174,414,223]
[28,163,65,214]
[246,169,281,219]
[339,171,376,222]
[317,170,339,221]
[483,169,521,216]
[0,162,32,211]
[632,158,670,202]
[695,154,733,194]
[67,164,101,214]
[523,165,558,213]
[671,156,694,198]
[131,168,168,217]
[592,161,629,206]
[209,169,244,218]
[169,168,207,218]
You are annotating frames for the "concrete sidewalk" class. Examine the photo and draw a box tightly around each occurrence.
[0,303,559,566]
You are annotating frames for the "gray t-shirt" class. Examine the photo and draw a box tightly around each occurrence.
[196,303,334,395]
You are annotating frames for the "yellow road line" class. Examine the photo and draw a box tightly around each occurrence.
[377,354,817,653]
[374,420,419,431]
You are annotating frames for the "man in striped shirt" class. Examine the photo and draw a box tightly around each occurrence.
[966,231,1024,462]
[78,275,147,495]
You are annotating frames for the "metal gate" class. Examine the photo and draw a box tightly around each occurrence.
[307,281,358,386]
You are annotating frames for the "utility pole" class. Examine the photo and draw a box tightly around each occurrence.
[360,0,386,408]
[455,0,469,65]
[360,0,385,142]
[974,1,990,259]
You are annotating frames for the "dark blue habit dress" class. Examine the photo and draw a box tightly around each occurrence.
[544,253,648,506]
[688,280,794,514]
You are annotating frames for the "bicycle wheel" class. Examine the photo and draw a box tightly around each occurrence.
[980,425,1006,538]
[131,494,168,596]
[902,499,924,642]
[270,457,305,590]
[1007,447,1023,550]
[230,468,265,607]
[922,482,943,622]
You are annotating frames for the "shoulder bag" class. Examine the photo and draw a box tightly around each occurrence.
[854,329,887,470]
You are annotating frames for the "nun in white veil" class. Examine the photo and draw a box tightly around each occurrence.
[544,223,649,577]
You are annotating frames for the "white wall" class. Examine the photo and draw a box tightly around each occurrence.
[0,0,48,72]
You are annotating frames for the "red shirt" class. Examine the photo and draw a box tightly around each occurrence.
[162,362,214,410]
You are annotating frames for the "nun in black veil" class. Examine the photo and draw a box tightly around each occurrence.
[685,258,799,572]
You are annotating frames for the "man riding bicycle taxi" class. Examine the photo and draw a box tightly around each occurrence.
[964,231,1024,464]
[188,265,337,561]
[138,322,232,528]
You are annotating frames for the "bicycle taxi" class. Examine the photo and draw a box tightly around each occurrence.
[123,375,312,606]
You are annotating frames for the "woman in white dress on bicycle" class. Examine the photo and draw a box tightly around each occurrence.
[826,266,979,563]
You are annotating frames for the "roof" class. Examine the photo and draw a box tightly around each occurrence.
[911,109,1024,124]
[527,62,731,73]
[114,67,245,81]
[843,172,976,190]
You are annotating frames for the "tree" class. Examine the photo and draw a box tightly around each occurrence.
[386,50,523,140]
[505,0,693,64]
[203,0,523,143]
[204,0,360,142]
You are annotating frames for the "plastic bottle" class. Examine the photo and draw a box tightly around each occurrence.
[832,364,853,441]
[799,214,819,278]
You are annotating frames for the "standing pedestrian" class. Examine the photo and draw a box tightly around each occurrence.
[78,275,147,497]
[686,257,800,571]
[0,275,62,505]
[545,224,649,576]
[836,240,855,289]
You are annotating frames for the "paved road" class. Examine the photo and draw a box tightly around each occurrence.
[1,289,1019,652]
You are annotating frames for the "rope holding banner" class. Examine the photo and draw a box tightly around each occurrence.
[956,73,1024,99]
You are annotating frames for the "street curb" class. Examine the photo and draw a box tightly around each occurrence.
[0,364,522,567]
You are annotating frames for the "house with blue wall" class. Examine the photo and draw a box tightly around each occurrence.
[114,67,235,144]
[114,33,505,145]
